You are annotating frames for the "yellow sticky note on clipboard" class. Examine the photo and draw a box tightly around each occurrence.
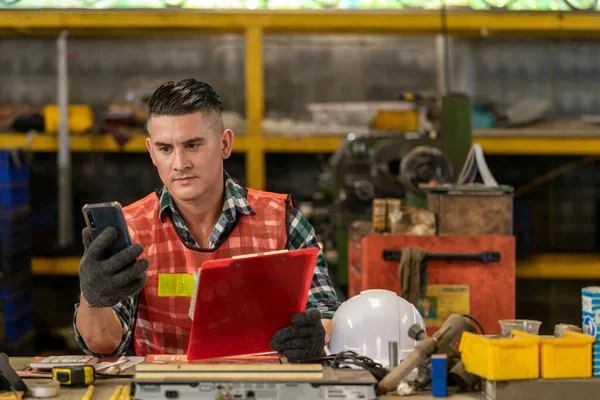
[157,274,194,297]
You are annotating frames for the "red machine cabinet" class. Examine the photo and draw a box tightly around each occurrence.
[348,233,515,335]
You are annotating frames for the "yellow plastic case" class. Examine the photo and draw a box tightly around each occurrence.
[540,330,595,379]
[43,104,94,134]
[459,330,541,381]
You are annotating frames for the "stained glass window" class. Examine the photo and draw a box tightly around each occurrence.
[0,0,598,10]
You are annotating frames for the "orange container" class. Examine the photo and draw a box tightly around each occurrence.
[348,233,515,336]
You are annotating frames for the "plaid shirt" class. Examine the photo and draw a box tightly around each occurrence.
[73,172,341,356]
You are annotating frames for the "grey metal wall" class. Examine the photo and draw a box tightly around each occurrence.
[264,35,437,118]
[462,37,600,116]
[4,34,600,116]
[0,34,438,119]
[0,35,246,117]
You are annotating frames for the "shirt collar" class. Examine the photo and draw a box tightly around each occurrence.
[158,170,255,222]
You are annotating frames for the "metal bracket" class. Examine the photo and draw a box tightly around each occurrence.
[382,249,501,263]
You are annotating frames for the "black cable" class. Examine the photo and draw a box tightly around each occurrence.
[332,351,388,381]
[296,351,388,382]
[95,373,135,379]
[462,314,485,335]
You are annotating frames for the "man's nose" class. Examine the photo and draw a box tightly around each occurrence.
[172,148,191,171]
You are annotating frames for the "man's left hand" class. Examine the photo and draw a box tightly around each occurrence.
[269,309,325,362]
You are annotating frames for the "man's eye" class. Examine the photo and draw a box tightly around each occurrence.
[187,143,199,149]
[159,146,170,152]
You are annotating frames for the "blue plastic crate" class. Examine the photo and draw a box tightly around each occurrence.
[2,311,34,342]
[1,291,33,320]
[0,184,29,212]
[0,152,29,186]
[0,208,31,255]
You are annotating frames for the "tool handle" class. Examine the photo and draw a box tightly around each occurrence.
[382,249,501,263]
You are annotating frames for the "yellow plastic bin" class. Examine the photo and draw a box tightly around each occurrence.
[540,330,595,379]
[459,330,541,381]
[43,104,94,134]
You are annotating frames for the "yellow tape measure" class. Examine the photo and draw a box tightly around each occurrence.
[52,365,95,386]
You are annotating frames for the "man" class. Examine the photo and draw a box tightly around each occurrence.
[73,78,341,361]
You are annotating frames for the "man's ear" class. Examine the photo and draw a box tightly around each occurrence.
[146,137,157,167]
[221,129,234,159]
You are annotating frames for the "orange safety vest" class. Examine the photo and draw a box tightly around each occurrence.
[122,188,293,356]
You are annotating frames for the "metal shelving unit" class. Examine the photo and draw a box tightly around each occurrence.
[3,10,600,188]
[2,9,600,36]
[4,132,600,155]
[30,253,600,279]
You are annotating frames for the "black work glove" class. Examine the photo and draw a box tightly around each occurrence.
[269,308,325,362]
[79,227,149,308]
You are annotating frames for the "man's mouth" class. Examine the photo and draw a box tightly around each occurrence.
[174,177,195,182]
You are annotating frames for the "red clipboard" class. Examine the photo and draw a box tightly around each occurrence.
[186,247,319,360]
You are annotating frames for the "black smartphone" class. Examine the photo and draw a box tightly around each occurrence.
[82,201,131,257]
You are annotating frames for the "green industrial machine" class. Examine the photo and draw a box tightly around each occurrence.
[317,95,473,289]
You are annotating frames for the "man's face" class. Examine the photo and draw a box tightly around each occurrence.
[146,111,233,204]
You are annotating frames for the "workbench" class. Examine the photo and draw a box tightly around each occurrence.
[12,356,600,400]
[9,358,484,400]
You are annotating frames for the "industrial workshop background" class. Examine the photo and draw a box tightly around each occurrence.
[1,1,600,355]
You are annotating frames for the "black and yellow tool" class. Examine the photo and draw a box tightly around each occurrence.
[52,365,95,387]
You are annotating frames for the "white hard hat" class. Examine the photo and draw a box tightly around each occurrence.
[329,289,425,367]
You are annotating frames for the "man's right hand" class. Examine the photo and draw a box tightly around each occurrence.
[79,227,149,308]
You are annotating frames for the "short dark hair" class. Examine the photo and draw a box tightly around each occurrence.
[147,78,223,118]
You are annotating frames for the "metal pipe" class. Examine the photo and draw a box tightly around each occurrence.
[435,34,447,107]
[388,341,398,368]
[437,0,452,102]
[57,30,73,247]
[378,335,436,393]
